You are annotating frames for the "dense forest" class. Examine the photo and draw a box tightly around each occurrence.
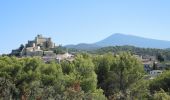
[90,46,167,55]
[1,52,170,100]
[69,45,170,61]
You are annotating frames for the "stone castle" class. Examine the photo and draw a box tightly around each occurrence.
[11,35,56,56]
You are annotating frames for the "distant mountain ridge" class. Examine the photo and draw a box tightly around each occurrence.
[65,43,101,50]
[65,33,170,50]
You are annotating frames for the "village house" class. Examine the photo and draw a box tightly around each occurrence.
[56,52,74,63]
[149,70,163,79]
[135,54,165,79]
[135,55,154,72]
[42,52,74,63]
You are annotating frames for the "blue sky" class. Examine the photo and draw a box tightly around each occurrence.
[0,0,170,54]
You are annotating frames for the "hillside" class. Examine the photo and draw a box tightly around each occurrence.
[65,43,101,50]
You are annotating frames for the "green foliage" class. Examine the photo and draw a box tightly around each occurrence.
[0,55,105,99]
[73,54,97,92]
[157,53,165,62]
[93,52,145,98]
[111,52,144,88]
[93,53,114,95]
[61,61,75,74]
[53,45,67,54]
[91,45,170,61]
[152,89,170,100]
[129,78,151,99]
[149,71,170,93]
[1,52,170,99]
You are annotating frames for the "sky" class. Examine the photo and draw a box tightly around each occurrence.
[0,0,170,54]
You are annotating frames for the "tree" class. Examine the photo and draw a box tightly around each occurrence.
[107,52,144,98]
[157,53,165,62]
[153,89,170,100]
[152,62,158,70]
[53,46,66,54]
[61,60,75,74]
[149,71,170,93]
[93,53,114,92]
[19,44,24,51]
[73,54,97,92]
[0,53,151,99]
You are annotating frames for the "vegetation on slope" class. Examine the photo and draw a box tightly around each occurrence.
[1,52,170,99]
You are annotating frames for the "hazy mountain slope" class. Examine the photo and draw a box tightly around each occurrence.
[65,43,101,50]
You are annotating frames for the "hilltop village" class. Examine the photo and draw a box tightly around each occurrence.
[11,35,74,63]
[9,35,168,79]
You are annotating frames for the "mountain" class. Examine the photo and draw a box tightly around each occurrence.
[95,33,170,48]
[65,33,170,50]
[65,43,101,50]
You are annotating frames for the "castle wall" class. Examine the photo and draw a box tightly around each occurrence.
[36,38,47,45]
[26,50,43,56]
